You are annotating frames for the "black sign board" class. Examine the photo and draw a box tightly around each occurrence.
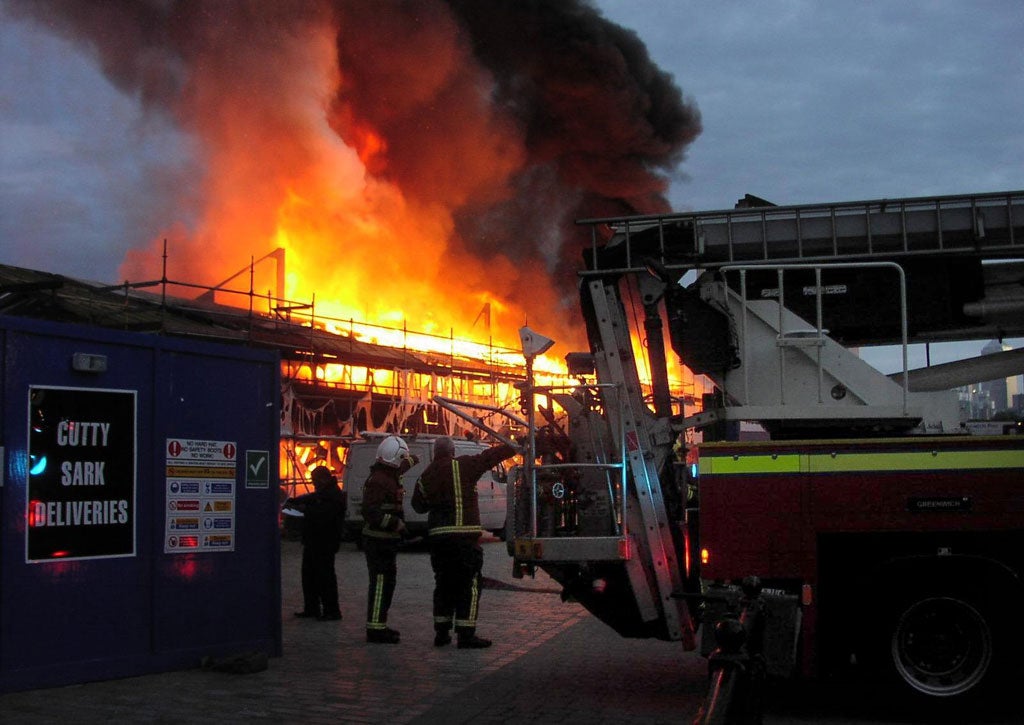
[27,386,137,562]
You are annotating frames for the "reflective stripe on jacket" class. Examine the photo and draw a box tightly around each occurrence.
[361,460,409,540]
[412,444,515,539]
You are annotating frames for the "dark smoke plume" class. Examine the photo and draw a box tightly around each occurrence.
[330,0,701,305]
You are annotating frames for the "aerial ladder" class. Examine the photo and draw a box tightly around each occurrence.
[497,189,1024,652]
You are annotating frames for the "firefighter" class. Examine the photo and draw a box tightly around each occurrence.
[361,435,417,644]
[412,436,517,649]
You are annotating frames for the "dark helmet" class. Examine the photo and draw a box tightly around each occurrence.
[433,436,455,458]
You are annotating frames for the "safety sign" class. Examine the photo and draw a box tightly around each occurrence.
[164,437,236,553]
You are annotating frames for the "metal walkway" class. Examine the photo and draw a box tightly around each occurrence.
[580,190,1024,273]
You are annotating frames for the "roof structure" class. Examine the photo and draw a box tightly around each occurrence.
[0,263,525,383]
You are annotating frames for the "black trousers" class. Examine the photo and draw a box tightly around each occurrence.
[363,536,399,630]
[301,545,340,617]
[428,537,484,635]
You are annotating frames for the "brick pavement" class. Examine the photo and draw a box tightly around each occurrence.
[0,537,703,724]
[407,613,706,725]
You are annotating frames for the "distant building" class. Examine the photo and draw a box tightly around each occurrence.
[966,340,1022,419]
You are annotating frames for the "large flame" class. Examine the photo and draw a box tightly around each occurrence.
[13,0,702,358]
[118,17,534,345]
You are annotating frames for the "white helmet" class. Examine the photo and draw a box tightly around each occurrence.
[376,435,409,467]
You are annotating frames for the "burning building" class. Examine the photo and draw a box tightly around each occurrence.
[5,0,701,350]
[5,1,703,491]
[0,261,545,494]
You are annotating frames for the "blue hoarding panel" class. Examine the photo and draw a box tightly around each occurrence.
[0,316,281,693]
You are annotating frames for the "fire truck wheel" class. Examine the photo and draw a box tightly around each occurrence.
[883,589,998,700]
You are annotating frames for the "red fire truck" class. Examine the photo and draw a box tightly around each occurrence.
[467,190,1024,704]
[698,434,1024,698]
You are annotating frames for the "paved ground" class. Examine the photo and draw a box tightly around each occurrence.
[0,536,704,724]
[4,537,1018,724]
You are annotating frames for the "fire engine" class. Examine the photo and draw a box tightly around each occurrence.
[443,190,1024,703]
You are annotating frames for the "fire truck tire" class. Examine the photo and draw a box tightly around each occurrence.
[879,586,1002,701]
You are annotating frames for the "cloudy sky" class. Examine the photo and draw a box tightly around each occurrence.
[1,0,1022,369]
[597,1,1024,212]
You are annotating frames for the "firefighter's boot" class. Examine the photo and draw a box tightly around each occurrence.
[366,627,401,644]
[434,627,452,647]
[457,632,492,649]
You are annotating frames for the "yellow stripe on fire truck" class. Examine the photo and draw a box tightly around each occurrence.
[699,448,1024,475]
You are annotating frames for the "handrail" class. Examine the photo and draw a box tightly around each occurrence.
[720,261,910,415]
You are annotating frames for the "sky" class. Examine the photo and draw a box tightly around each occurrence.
[598,1,1023,211]
[1,0,1022,372]
[592,0,1024,372]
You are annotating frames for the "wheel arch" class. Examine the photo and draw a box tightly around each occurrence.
[868,552,1024,603]
[861,552,1024,701]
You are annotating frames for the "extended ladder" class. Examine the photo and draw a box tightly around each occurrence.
[585,277,692,643]
[580,190,1024,272]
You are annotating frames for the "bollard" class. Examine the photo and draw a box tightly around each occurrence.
[692,576,766,725]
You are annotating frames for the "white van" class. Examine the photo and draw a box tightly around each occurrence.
[342,433,510,541]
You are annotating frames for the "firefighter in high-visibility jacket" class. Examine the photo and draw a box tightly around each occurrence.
[361,435,417,644]
[412,436,517,648]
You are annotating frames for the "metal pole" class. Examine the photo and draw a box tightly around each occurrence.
[525,355,538,538]
[815,267,824,403]
[740,270,749,403]
[617,384,628,539]
[777,268,785,406]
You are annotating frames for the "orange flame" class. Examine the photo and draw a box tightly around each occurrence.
[118,18,579,356]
